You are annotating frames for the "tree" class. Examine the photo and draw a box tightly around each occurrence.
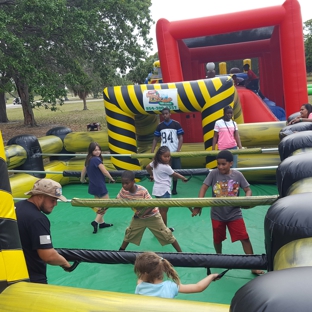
[304,19,312,73]
[0,73,15,123]
[68,72,93,111]
[0,91,8,123]
[0,0,153,126]
[126,53,158,84]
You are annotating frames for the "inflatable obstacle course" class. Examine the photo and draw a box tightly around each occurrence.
[230,128,312,311]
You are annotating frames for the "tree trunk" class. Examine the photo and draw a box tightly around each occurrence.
[82,95,88,110]
[0,92,9,123]
[15,77,37,126]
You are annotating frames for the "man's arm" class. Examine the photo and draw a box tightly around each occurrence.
[37,248,71,269]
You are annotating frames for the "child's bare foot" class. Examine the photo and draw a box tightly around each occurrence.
[251,269,265,275]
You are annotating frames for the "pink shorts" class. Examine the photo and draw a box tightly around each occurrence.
[212,218,249,244]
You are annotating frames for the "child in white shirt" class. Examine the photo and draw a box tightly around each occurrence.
[146,146,188,231]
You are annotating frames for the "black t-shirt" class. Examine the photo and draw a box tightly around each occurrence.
[15,200,53,283]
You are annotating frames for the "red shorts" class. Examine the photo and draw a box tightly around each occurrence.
[212,218,249,244]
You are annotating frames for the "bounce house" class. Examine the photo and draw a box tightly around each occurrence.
[153,0,307,141]
[102,0,308,173]
[156,0,307,115]
[1,0,312,310]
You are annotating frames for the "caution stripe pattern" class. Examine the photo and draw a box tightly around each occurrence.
[103,76,240,171]
[0,132,29,292]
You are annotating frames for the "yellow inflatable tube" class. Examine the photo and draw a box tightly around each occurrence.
[273,237,312,271]
[0,282,229,312]
[10,158,115,198]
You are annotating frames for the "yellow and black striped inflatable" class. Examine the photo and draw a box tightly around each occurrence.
[0,132,29,292]
[104,76,242,170]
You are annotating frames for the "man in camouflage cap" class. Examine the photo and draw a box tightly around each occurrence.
[15,179,71,283]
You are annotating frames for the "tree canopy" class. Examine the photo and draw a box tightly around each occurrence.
[0,0,153,125]
[126,53,158,84]
[304,19,312,74]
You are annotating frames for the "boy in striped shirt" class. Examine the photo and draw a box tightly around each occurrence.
[118,170,182,252]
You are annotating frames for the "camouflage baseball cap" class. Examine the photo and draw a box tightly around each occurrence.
[25,178,67,202]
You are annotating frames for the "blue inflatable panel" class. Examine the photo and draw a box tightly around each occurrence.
[269,106,286,121]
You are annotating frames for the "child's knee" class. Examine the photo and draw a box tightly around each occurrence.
[240,238,251,244]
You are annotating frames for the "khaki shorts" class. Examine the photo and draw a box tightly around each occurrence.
[124,213,176,246]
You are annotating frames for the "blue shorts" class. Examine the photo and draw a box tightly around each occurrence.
[155,191,171,198]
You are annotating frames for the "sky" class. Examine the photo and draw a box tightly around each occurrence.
[149,0,311,53]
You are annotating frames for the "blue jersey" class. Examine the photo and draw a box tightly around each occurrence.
[154,119,184,152]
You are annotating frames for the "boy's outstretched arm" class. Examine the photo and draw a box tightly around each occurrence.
[178,273,219,293]
[192,184,209,217]
[241,186,252,208]
[243,186,252,196]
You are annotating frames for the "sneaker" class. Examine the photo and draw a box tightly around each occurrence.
[172,190,177,195]
[169,227,175,232]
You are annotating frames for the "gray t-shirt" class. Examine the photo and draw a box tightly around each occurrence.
[203,169,250,221]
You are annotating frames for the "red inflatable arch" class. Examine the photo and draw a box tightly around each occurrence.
[156,0,307,118]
